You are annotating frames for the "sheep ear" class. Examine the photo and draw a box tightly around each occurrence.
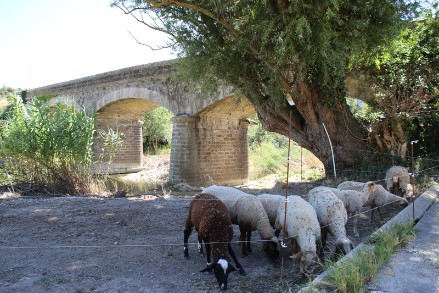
[200,263,215,273]
[289,252,303,259]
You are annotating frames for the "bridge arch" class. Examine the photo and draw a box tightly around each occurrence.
[93,87,172,175]
[27,60,257,186]
[94,87,173,114]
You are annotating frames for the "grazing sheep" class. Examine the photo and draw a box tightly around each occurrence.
[337,181,409,224]
[257,193,285,227]
[202,186,279,260]
[308,188,353,256]
[385,166,413,198]
[318,182,376,237]
[274,195,321,274]
[183,193,246,290]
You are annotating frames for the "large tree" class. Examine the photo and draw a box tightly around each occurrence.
[111,0,432,172]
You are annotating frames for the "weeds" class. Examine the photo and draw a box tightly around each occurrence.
[323,223,415,292]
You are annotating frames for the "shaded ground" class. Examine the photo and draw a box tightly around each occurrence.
[0,155,407,293]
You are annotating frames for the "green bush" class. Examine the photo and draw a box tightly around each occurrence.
[0,95,120,195]
[142,107,173,154]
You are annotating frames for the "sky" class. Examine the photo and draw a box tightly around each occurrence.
[0,0,175,89]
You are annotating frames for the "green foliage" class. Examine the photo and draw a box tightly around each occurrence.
[113,0,418,105]
[248,115,288,149]
[35,93,59,103]
[0,95,121,195]
[346,97,383,129]
[249,142,288,179]
[142,107,173,154]
[248,115,324,180]
[353,11,438,159]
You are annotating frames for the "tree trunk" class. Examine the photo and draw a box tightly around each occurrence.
[250,82,371,172]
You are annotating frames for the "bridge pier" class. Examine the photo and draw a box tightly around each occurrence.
[93,119,144,174]
[170,114,249,186]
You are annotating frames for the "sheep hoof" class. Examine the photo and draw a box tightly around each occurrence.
[239,268,246,276]
[359,213,369,220]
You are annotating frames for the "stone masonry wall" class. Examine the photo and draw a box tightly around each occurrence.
[169,115,199,184]
[197,116,249,186]
[93,120,144,174]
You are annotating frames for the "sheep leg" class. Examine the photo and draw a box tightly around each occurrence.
[291,238,299,254]
[183,219,193,258]
[246,231,252,253]
[239,226,249,256]
[353,213,359,237]
[377,207,384,224]
[228,243,246,276]
[197,234,204,255]
[204,242,212,267]
[370,208,376,224]
[318,227,328,258]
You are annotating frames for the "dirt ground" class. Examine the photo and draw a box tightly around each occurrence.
[0,156,406,293]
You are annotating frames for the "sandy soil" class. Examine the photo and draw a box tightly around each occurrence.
[0,156,406,293]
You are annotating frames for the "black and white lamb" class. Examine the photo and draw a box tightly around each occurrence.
[274,195,321,274]
[385,165,413,198]
[308,187,353,256]
[337,180,409,224]
[317,182,376,237]
[202,185,279,260]
[184,193,246,290]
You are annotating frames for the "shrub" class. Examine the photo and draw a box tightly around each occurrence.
[143,107,173,154]
[0,95,120,195]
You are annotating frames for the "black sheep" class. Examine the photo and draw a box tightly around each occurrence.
[184,193,246,290]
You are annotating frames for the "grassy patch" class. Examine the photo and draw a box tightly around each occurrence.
[322,223,415,292]
[249,141,324,181]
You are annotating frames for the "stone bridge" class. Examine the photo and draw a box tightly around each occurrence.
[27,59,256,186]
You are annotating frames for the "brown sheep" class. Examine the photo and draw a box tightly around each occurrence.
[183,193,246,290]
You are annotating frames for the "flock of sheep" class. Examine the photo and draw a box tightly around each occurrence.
[183,165,412,290]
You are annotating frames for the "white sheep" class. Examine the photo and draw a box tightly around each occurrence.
[317,182,376,237]
[385,165,413,198]
[202,185,279,260]
[257,193,285,227]
[337,181,409,224]
[308,187,353,256]
[274,195,321,274]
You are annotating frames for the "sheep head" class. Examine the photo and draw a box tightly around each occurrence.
[200,258,236,290]
[363,182,376,194]
[405,183,414,198]
[263,236,280,260]
[334,237,354,255]
[290,251,320,274]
